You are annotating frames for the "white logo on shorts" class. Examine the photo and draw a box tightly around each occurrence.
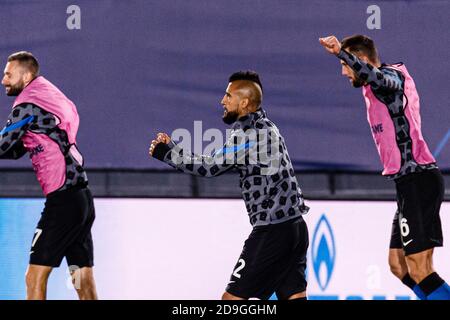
[402,239,413,247]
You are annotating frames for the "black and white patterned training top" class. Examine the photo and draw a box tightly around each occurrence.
[153,108,309,227]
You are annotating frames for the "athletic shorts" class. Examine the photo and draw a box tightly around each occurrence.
[225,216,309,300]
[390,168,444,256]
[29,185,95,268]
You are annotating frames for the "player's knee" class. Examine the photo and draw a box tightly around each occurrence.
[25,270,46,289]
[73,271,95,290]
[79,278,94,291]
[25,271,34,288]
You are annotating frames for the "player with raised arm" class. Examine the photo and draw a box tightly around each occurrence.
[319,35,449,300]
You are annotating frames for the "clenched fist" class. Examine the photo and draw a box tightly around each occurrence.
[149,132,171,156]
[319,36,341,55]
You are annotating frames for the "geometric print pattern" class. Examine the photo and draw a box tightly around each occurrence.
[158,109,309,227]
[337,50,437,179]
[0,103,88,192]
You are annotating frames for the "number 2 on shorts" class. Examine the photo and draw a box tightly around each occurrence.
[232,259,246,279]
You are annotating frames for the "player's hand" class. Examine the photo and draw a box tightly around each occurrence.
[319,36,341,55]
[149,132,171,156]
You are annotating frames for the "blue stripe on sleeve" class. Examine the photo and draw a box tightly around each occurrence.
[0,115,35,135]
[216,141,255,155]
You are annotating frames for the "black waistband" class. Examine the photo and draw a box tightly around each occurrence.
[46,182,89,199]
[394,167,441,185]
[253,215,302,230]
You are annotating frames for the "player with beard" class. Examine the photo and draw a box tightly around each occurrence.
[319,35,449,300]
[1,51,97,300]
[149,71,310,300]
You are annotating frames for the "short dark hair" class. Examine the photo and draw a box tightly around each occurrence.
[341,35,379,64]
[7,51,40,77]
[229,70,263,93]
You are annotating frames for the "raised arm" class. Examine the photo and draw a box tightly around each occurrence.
[319,35,403,91]
[337,49,403,91]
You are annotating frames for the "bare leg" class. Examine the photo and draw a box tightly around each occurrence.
[287,291,307,299]
[25,264,53,300]
[388,248,409,280]
[71,267,98,300]
[405,248,434,283]
[222,292,245,300]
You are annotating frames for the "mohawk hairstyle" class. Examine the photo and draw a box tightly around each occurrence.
[228,70,263,93]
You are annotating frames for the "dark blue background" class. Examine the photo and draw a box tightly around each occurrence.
[0,0,448,171]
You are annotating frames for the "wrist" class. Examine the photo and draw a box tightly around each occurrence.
[153,142,172,161]
[336,48,345,58]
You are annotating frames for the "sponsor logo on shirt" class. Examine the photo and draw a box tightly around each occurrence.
[371,123,383,135]
[30,144,44,158]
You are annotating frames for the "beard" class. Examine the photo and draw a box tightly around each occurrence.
[222,109,239,125]
[351,77,365,88]
[5,80,25,96]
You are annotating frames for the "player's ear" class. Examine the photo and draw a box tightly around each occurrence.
[239,98,249,110]
[22,70,33,85]
[360,55,370,64]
